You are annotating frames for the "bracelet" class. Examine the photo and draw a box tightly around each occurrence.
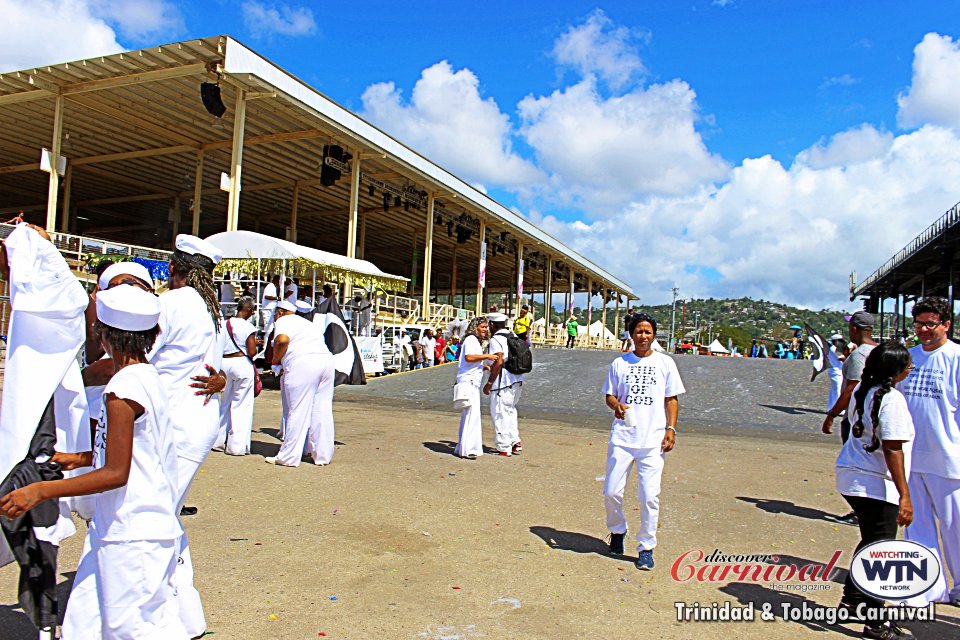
[665,426,677,433]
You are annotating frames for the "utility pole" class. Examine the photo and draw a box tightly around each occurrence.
[669,287,679,351]
[681,301,687,348]
[694,311,700,343]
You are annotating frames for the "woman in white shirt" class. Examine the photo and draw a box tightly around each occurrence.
[835,341,914,639]
[454,317,500,459]
[267,301,335,466]
[214,296,259,456]
[602,313,685,571]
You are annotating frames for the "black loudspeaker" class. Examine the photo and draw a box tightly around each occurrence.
[200,82,227,118]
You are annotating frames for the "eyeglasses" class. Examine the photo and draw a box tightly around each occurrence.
[913,321,943,330]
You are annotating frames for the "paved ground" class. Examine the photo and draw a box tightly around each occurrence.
[340,350,833,437]
[2,351,957,639]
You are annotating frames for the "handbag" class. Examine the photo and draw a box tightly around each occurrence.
[227,317,262,397]
[452,381,474,411]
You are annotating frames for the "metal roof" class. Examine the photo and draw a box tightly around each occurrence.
[0,36,634,299]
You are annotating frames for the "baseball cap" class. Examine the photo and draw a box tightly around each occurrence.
[845,311,875,328]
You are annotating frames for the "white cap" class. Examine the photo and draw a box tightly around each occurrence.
[175,234,223,264]
[829,333,844,341]
[487,312,508,322]
[295,300,314,313]
[277,300,297,313]
[98,262,154,291]
[96,284,161,331]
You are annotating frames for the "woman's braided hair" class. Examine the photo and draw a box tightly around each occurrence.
[171,251,221,331]
[851,341,911,453]
[94,320,161,361]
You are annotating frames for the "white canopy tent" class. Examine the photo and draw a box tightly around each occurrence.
[205,230,408,291]
[707,339,730,354]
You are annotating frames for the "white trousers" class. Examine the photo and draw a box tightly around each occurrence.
[827,370,843,412]
[172,456,206,637]
[261,308,275,335]
[214,357,255,455]
[277,353,335,466]
[454,383,483,457]
[61,534,187,640]
[904,472,960,604]
[491,383,521,452]
[603,443,665,551]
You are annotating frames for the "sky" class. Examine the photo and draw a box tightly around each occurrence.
[3,1,960,309]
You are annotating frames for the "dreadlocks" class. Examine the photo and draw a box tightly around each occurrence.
[171,252,221,331]
[94,320,161,361]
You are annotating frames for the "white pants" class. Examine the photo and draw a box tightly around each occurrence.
[261,308,275,335]
[827,370,843,412]
[454,383,483,457]
[277,353,335,466]
[214,357,255,455]
[603,443,665,551]
[491,383,521,453]
[171,456,206,637]
[904,472,960,604]
[61,534,187,640]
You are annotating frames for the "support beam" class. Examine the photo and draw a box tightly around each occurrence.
[45,94,64,232]
[587,278,593,347]
[226,90,246,232]
[358,210,367,259]
[345,154,361,298]
[289,182,300,243]
[476,220,487,315]
[545,254,553,341]
[601,286,608,350]
[450,245,457,301]
[191,149,204,235]
[515,239,524,318]
[422,194,435,316]
[60,164,72,233]
[170,196,181,245]
[614,290,620,351]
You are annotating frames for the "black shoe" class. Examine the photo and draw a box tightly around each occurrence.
[862,623,915,639]
[831,510,859,526]
[608,532,625,555]
[180,506,198,516]
[838,598,865,621]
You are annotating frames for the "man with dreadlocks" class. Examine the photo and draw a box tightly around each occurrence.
[147,234,226,637]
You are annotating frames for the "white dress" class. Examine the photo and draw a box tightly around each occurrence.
[215,316,257,455]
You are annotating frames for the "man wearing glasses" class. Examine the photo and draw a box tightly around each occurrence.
[899,296,960,607]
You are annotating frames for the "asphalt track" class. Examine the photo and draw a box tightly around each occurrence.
[336,349,834,440]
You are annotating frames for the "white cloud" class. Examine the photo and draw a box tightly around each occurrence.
[796,124,894,169]
[540,125,960,308]
[0,0,123,71]
[361,61,544,190]
[820,73,859,90]
[518,76,729,210]
[89,0,183,42]
[712,0,735,7]
[897,32,960,130]
[551,9,647,91]
[242,1,317,39]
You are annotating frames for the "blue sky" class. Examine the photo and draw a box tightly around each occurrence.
[5,1,960,308]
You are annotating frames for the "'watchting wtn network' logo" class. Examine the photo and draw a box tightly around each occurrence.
[850,540,940,601]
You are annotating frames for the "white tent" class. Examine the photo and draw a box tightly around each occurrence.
[588,320,616,341]
[205,230,408,291]
[707,339,730,354]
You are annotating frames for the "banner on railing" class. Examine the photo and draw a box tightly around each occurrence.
[356,336,384,375]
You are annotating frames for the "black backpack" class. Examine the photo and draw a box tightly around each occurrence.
[503,333,533,375]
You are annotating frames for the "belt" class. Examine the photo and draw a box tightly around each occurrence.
[224,352,247,358]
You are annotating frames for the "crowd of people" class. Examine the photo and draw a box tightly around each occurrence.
[0,220,957,640]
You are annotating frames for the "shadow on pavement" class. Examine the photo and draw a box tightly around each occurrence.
[528,526,634,564]
[422,441,459,457]
[0,570,75,639]
[719,582,860,636]
[737,496,855,525]
[759,404,827,416]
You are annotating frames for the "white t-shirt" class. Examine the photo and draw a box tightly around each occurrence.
[148,287,223,462]
[456,334,485,385]
[94,364,182,543]
[827,345,843,375]
[285,282,298,304]
[220,282,235,303]
[273,313,329,367]
[602,352,686,449]
[898,340,960,478]
[262,282,278,311]
[423,336,437,363]
[836,385,914,504]
[488,330,522,388]
[223,316,256,356]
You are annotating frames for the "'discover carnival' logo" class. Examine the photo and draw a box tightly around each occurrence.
[672,549,842,585]
[849,540,940,601]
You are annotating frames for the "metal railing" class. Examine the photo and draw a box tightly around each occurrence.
[852,201,960,296]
